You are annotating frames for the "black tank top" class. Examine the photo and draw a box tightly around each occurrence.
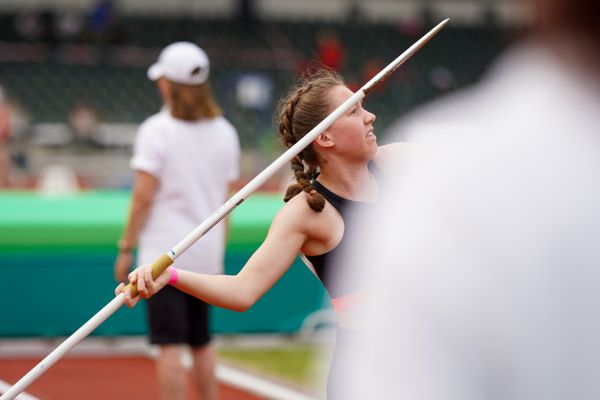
[305,166,379,298]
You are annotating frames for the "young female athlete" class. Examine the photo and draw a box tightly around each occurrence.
[116,69,406,398]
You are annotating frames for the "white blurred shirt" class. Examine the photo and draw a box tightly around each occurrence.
[131,111,240,274]
[340,42,600,400]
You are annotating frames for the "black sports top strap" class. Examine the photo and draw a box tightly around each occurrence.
[304,161,381,297]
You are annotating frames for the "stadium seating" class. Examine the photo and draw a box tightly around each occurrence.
[0,16,512,146]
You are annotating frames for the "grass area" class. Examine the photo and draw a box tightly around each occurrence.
[217,343,333,392]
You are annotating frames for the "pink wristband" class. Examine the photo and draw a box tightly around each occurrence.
[167,267,178,285]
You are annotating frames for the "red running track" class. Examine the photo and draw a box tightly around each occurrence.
[0,356,266,400]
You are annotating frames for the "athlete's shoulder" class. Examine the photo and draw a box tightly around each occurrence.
[280,191,315,214]
[273,191,334,235]
[210,116,236,132]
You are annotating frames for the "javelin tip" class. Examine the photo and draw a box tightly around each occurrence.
[437,18,450,29]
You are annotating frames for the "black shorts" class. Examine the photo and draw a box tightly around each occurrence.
[146,285,211,347]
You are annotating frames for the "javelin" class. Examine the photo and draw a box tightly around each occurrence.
[0,18,449,400]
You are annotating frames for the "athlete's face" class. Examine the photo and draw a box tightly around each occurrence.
[324,85,377,161]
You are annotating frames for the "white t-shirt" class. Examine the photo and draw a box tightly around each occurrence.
[131,110,240,274]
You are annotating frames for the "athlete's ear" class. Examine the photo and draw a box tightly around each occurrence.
[315,132,334,148]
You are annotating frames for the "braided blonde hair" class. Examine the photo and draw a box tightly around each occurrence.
[276,69,344,212]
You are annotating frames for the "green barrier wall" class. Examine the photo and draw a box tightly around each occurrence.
[0,191,328,338]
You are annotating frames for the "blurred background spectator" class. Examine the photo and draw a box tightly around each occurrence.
[237,0,257,30]
[14,9,57,44]
[317,29,345,71]
[86,0,128,46]
[0,85,12,187]
[68,101,100,147]
[56,10,85,43]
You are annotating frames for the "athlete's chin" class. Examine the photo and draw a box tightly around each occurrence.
[368,137,378,148]
[367,143,378,159]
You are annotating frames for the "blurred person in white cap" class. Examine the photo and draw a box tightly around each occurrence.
[336,0,600,398]
[114,42,240,400]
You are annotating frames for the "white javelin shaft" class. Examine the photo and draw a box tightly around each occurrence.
[0,18,448,400]
[0,295,125,400]
[170,17,450,259]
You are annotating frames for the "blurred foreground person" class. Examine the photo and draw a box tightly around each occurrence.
[114,42,240,400]
[339,0,600,398]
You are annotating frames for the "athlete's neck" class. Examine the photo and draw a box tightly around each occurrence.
[317,161,377,202]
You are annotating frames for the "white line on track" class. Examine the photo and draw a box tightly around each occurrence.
[216,364,318,400]
[0,380,40,400]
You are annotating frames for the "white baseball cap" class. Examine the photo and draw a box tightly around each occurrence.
[147,42,210,85]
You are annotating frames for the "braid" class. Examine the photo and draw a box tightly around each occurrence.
[276,69,344,212]
[283,156,306,203]
[282,156,324,211]
[278,84,313,149]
